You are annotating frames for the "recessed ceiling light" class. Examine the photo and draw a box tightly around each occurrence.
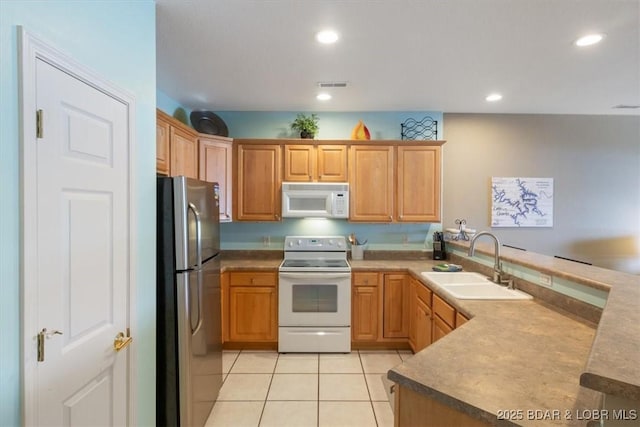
[316,93,332,101]
[486,93,503,102]
[575,33,605,47]
[316,30,339,44]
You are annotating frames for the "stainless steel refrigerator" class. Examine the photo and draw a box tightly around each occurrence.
[157,176,222,427]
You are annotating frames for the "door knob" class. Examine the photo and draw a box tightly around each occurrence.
[113,331,133,352]
[37,328,63,362]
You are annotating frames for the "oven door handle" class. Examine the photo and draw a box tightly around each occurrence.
[279,272,352,281]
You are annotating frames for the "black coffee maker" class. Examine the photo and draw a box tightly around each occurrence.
[432,232,446,260]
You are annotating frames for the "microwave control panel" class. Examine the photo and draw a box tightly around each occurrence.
[333,192,348,215]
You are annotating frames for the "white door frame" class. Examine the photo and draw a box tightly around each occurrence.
[18,26,138,426]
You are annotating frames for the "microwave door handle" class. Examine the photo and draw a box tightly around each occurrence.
[187,203,204,334]
[279,272,352,281]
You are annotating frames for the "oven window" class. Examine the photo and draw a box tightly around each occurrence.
[292,284,337,313]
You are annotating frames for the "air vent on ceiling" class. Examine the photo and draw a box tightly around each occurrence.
[318,81,348,88]
[612,104,640,109]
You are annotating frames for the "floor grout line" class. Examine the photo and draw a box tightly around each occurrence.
[213,350,400,427]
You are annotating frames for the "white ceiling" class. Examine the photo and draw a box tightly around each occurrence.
[156,0,640,115]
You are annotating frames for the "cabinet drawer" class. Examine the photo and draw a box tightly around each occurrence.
[433,294,455,328]
[415,283,432,307]
[353,272,379,287]
[229,272,277,287]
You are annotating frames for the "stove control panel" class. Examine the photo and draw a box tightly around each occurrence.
[284,236,346,251]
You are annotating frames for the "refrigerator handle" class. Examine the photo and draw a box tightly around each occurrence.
[188,203,204,334]
[188,202,203,269]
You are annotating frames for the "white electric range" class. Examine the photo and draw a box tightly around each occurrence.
[278,236,352,353]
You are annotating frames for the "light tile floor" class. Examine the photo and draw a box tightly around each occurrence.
[205,349,412,427]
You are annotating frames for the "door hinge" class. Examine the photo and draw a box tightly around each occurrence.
[36,109,43,138]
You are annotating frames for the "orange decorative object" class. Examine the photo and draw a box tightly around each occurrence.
[350,120,371,140]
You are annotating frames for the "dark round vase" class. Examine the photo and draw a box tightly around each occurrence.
[300,131,314,139]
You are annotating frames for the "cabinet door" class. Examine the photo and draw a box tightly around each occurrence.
[352,286,379,342]
[221,272,229,343]
[408,279,418,350]
[397,146,441,222]
[456,312,469,327]
[432,314,453,343]
[156,116,170,175]
[284,145,315,182]
[236,144,282,221]
[228,286,277,342]
[349,145,394,222]
[415,298,432,351]
[317,145,347,182]
[383,274,410,338]
[199,136,233,222]
[170,127,198,179]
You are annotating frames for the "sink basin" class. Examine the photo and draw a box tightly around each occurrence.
[421,272,532,300]
[421,272,491,285]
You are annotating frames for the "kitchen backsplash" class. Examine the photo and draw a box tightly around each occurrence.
[220,218,441,251]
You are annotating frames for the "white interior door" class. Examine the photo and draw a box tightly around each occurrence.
[24,49,132,425]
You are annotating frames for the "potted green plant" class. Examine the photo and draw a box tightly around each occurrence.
[291,113,319,139]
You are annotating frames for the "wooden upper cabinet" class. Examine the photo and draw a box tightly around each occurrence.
[170,126,198,179]
[349,145,394,222]
[156,109,198,178]
[199,135,234,222]
[156,115,170,175]
[284,145,315,181]
[284,144,347,182]
[235,143,282,221]
[397,145,441,222]
[317,145,348,181]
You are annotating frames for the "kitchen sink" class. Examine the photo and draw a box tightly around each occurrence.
[420,272,532,300]
[421,272,491,285]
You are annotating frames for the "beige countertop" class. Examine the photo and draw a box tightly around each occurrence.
[220,247,639,426]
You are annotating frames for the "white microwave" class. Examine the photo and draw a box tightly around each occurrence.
[282,182,349,218]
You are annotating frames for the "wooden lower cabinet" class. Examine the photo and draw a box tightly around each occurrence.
[395,385,491,427]
[415,293,432,352]
[456,312,469,327]
[226,272,278,344]
[383,273,410,338]
[352,272,380,342]
[432,294,456,343]
[409,277,433,352]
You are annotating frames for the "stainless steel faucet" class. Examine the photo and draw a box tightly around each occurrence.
[468,231,514,288]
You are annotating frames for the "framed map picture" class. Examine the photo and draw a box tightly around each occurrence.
[491,177,554,227]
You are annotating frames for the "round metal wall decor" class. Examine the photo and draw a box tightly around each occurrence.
[190,111,229,136]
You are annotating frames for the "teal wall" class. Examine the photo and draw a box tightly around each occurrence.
[0,1,156,425]
[221,218,438,251]
[215,111,443,140]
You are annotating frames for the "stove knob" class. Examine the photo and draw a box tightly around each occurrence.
[337,241,344,248]
[328,239,334,245]
[297,239,302,245]
[288,241,294,247]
